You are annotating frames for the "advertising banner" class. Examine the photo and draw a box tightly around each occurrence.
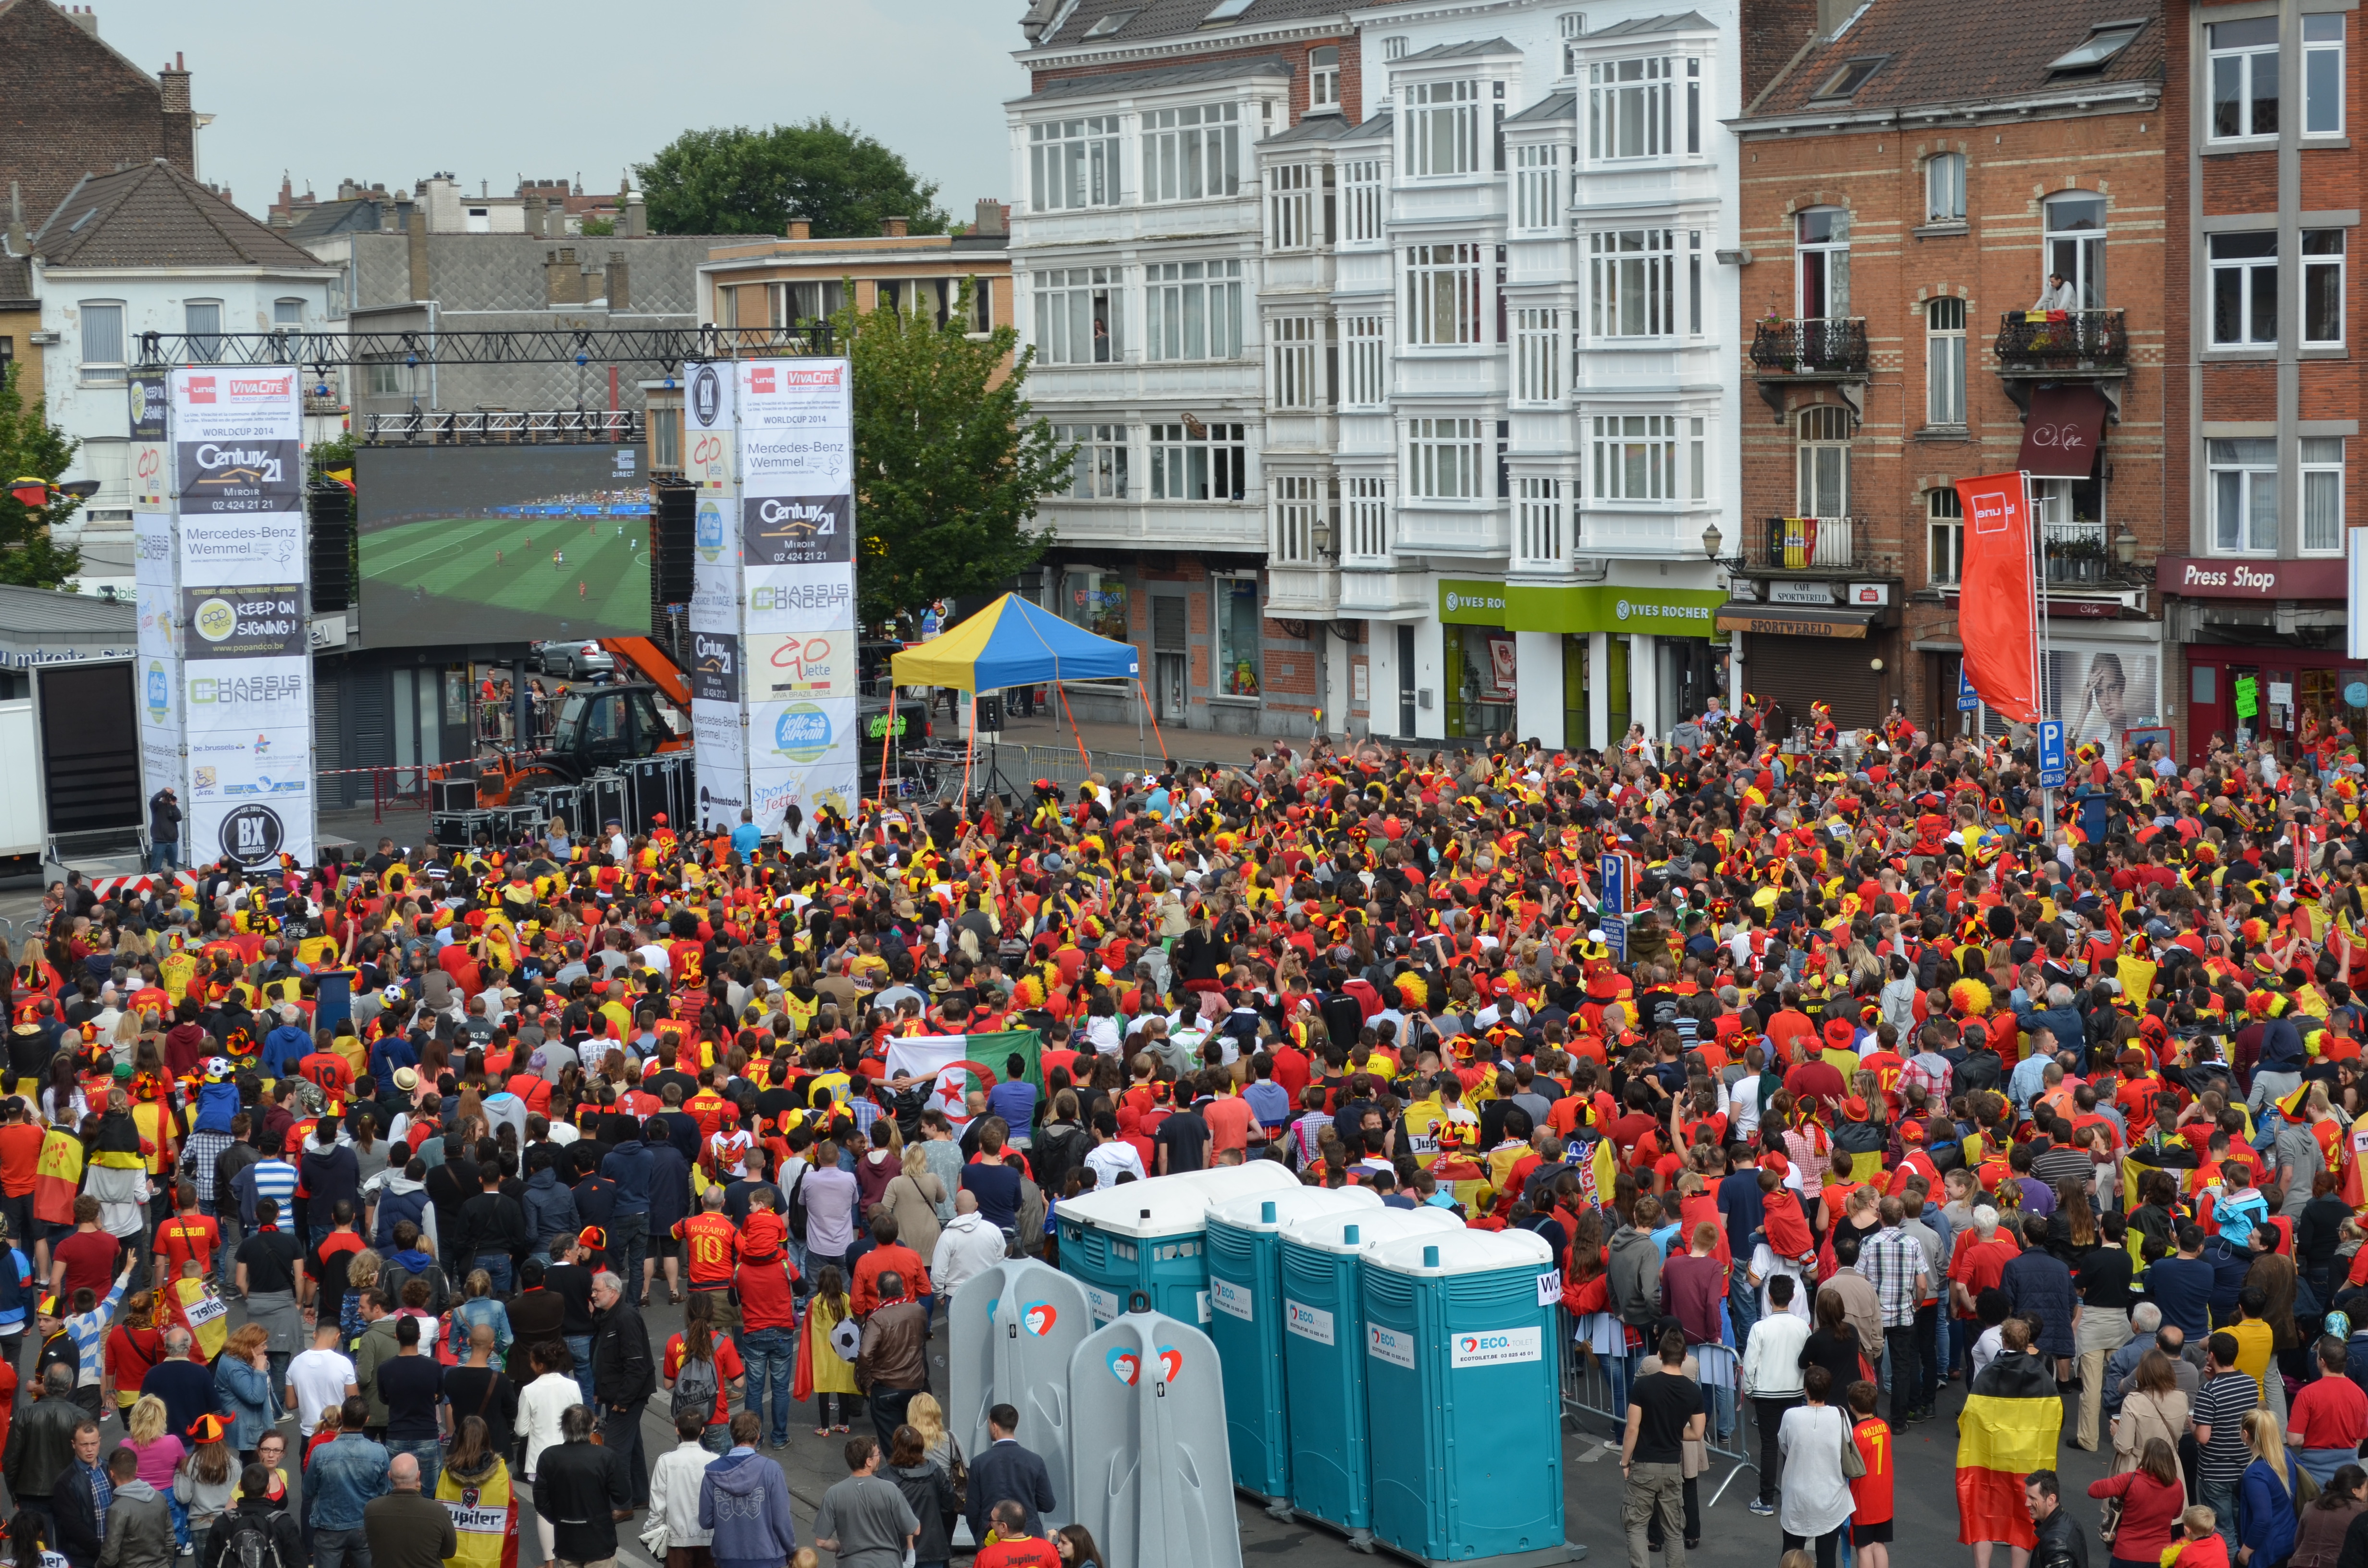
[1953,472,2040,724]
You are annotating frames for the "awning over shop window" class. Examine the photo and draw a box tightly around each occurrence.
[1714,603,1878,639]
[2016,384,2109,478]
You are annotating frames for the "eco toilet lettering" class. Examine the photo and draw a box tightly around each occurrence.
[1283,1299,1336,1346]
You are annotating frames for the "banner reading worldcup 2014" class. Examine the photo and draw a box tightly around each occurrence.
[156,368,315,869]
[683,357,857,842]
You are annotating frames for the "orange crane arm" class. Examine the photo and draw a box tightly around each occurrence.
[601,637,691,707]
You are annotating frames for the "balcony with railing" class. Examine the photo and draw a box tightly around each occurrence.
[2041,520,2113,586]
[1745,515,1866,572]
[1994,309,2128,374]
[1750,318,1870,378]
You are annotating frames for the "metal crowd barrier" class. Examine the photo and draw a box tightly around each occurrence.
[1559,1316,1757,1509]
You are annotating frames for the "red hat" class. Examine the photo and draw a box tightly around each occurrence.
[1823,1018,1854,1049]
[576,1226,608,1253]
[1901,1121,1926,1144]
[1759,1151,1790,1175]
[1843,1096,1870,1121]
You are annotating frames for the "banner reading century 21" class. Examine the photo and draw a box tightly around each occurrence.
[681,357,857,844]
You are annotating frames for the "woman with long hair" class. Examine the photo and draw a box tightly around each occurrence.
[880,1143,947,1261]
[1055,1523,1106,1568]
[661,1289,744,1454]
[173,1415,237,1544]
[2089,1437,2186,1568]
[447,1267,512,1363]
[885,1424,958,1568]
[2292,1462,2368,1568]
[2237,1408,2302,1568]
[906,1391,961,1485]
[798,1265,857,1435]
[212,1325,277,1463]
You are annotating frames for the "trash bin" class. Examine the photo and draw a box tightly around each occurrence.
[1277,1206,1462,1541]
[1069,1298,1244,1568]
[1057,1162,1297,1328]
[1362,1228,1579,1566]
[945,1257,1090,1524]
[1203,1185,1383,1506]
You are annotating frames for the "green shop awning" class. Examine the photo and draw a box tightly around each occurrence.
[1438,579,1723,637]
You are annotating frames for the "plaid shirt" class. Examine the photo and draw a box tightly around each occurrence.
[1858,1225,1928,1328]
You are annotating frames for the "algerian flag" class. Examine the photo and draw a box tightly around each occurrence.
[884,1035,987,1127]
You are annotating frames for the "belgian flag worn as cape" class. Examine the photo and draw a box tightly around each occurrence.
[1956,1350,2060,1549]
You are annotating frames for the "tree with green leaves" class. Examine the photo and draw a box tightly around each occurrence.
[637,120,948,238]
[835,285,1068,625]
[0,361,83,589]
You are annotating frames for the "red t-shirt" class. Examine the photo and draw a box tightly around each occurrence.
[734,1256,801,1332]
[973,1538,1062,1568]
[155,1214,220,1281]
[1850,1415,1895,1524]
[53,1229,121,1298]
[661,1333,743,1425]
[0,1123,44,1198]
[2290,1369,2368,1450]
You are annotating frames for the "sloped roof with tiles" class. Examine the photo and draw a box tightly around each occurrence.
[33,160,328,270]
[1742,0,2161,120]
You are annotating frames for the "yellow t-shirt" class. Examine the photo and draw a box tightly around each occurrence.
[2227,1318,2275,1406]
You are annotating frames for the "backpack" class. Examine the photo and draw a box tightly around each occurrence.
[228,1512,285,1568]
[783,1161,810,1244]
[670,1347,718,1425]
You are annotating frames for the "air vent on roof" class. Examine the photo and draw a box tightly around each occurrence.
[1203,0,1257,21]
[2047,21,2145,72]
[1083,9,1135,36]
[69,207,95,233]
[1811,54,1887,99]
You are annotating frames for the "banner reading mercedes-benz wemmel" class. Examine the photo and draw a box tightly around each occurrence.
[682,357,857,844]
[144,367,315,869]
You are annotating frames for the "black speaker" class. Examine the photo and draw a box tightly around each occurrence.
[975,694,1003,731]
[308,483,352,613]
[651,479,695,609]
[585,771,628,835]
[430,778,477,812]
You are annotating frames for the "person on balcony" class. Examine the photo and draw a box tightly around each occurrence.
[2031,272,2079,313]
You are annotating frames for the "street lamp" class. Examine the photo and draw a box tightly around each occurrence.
[1701,521,1724,560]
[2113,526,2138,566]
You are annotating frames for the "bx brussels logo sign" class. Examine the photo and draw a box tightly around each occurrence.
[689,365,724,429]
[217,804,284,867]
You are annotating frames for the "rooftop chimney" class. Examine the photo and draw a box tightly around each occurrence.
[407,206,430,302]
[546,196,567,237]
[6,183,24,257]
[882,216,909,238]
[159,52,189,115]
[787,220,811,241]
[605,252,630,310]
[624,189,646,238]
[973,198,1008,235]
[66,5,98,36]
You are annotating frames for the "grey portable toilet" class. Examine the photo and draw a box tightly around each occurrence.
[1202,1184,1383,1507]
[1069,1299,1244,1568]
[947,1258,1090,1527]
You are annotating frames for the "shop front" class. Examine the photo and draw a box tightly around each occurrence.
[1714,590,1902,734]
[2159,555,2351,764]
[1438,578,1725,750]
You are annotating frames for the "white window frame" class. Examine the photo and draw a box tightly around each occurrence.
[2303,437,2345,554]
[1382,35,1409,60]
[1927,487,1963,585]
[1926,296,1967,427]
[1406,416,1483,500]
[1343,314,1387,405]
[368,361,405,397]
[2306,14,2345,135]
[1589,227,1676,339]
[1926,152,1966,222]
[2208,16,2281,142]
[1688,416,1708,502]
[1029,116,1122,212]
[1588,56,1674,161]
[1797,404,1850,518]
[2305,229,2346,346]
[1405,243,1482,346]
[1270,315,1326,409]
[1309,45,1342,111]
[1589,414,1680,502]
[1514,143,1564,231]
[1057,423,1130,499]
[1269,163,1316,251]
[1514,307,1563,403]
[1273,474,1320,562]
[184,299,223,364]
[1340,158,1384,244]
[1517,476,1565,562]
[2208,438,2279,554]
[1795,207,1850,319]
[1031,266,1124,364]
[1346,475,1389,557]
[1143,102,1242,203]
[78,301,125,383]
[273,298,305,328]
[1145,259,1243,361]
[2209,232,2278,347]
[1148,421,1248,502]
[1404,79,1480,177]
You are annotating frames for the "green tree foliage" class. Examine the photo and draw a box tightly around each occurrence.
[835,286,1068,624]
[0,362,84,588]
[637,121,948,238]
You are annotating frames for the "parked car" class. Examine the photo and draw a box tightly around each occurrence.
[531,639,617,680]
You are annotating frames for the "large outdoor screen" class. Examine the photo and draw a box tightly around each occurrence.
[356,444,652,646]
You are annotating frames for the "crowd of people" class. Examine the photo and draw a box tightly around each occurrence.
[14,695,2368,1568]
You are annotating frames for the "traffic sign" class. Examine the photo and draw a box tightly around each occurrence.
[2037,719,2068,788]
[1957,664,1980,712]
[1600,853,1626,916]
[1602,915,1627,962]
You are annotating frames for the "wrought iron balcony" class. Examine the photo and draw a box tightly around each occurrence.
[1745,516,1866,571]
[1994,309,2128,373]
[1749,317,1870,377]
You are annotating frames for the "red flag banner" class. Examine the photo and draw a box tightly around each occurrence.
[1954,471,2039,723]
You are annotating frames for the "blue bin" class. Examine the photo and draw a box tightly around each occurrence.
[1363,1229,1574,1564]
[1057,1162,1297,1328]
[1204,1185,1383,1502]
[1277,1206,1461,1538]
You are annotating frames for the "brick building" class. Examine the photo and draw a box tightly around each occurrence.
[2155,0,2362,761]
[0,2,195,230]
[1728,0,2169,749]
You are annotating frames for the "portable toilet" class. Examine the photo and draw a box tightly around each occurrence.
[1277,1205,1461,1542]
[1203,1185,1383,1507]
[946,1259,1090,1525]
[1057,1161,1297,1329]
[1068,1302,1244,1568]
[1362,1228,1579,1566]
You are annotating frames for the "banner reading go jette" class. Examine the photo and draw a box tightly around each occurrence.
[163,368,315,868]
[682,357,858,843]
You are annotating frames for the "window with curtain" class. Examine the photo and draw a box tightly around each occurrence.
[1590,228,1675,337]
[79,302,124,381]
[1343,315,1386,405]
[1346,476,1388,557]
[1341,159,1384,243]
[1056,424,1129,499]
[1270,163,1315,250]
[1927,488,1963,584]
[1589,56,1673,159]
[2303,438,2344,553]
[185,300,222,362]
[1795,208,1849,318]
[1515,144,1563,230]
[1144,103,1241,202]
[1270,315,1323,408]
[1405,244,1482,345]
[1926,153,1965,222]
[2306,230,2345,345]
[2043,193,2107,308]
[1407,417,1483,499]
[1405,80,1480,176]
[1926,296,1966,426]
[1030,116,1121,211]
[1515,308,1562,402]
[2209,16,2280,139]
[1031,267,1122,364]
[1145,260,1243,361]
[1517,477,1564,562]
[1591,414,1679,501]
[2209,438,2278,553]
[1797,405,1850,517]
[1148,422,1246,501]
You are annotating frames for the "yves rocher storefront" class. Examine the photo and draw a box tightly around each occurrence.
[2159,554,2360,764]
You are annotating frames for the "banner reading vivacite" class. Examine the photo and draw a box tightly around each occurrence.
[682,357,857,844]
[164,367,315,869]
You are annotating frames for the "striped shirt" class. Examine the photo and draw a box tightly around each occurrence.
[2193,1370,2258,1485]
[247,1158,300,1217]
[64,1273,128,1386]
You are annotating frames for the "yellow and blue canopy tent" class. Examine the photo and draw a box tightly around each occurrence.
[886,593,1157,799]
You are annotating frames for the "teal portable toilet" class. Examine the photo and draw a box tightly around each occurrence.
[1277,1205,1461,1543]
[1362,1228,1580,1566]
[1203,1185,1383,1507]
[1069,1302,1243,1568]
[1058,1162,1297,1328]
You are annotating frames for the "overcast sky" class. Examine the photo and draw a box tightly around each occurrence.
[86,0,1029,224]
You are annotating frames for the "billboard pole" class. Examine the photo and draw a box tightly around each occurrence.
[2028,468,2060,840]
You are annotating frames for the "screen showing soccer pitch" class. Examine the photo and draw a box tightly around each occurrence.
[355,443,652,646]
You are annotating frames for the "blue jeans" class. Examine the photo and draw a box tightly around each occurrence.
[1727,1271,1761,1342]
[566,1333,595,1410]
[468,1255,513,1295]
[741,1327,795,1445]
[147,841,177,876]
[314,1526,370,1568]
[2200,1479,2238,1555]
[386,1438,442,1496]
